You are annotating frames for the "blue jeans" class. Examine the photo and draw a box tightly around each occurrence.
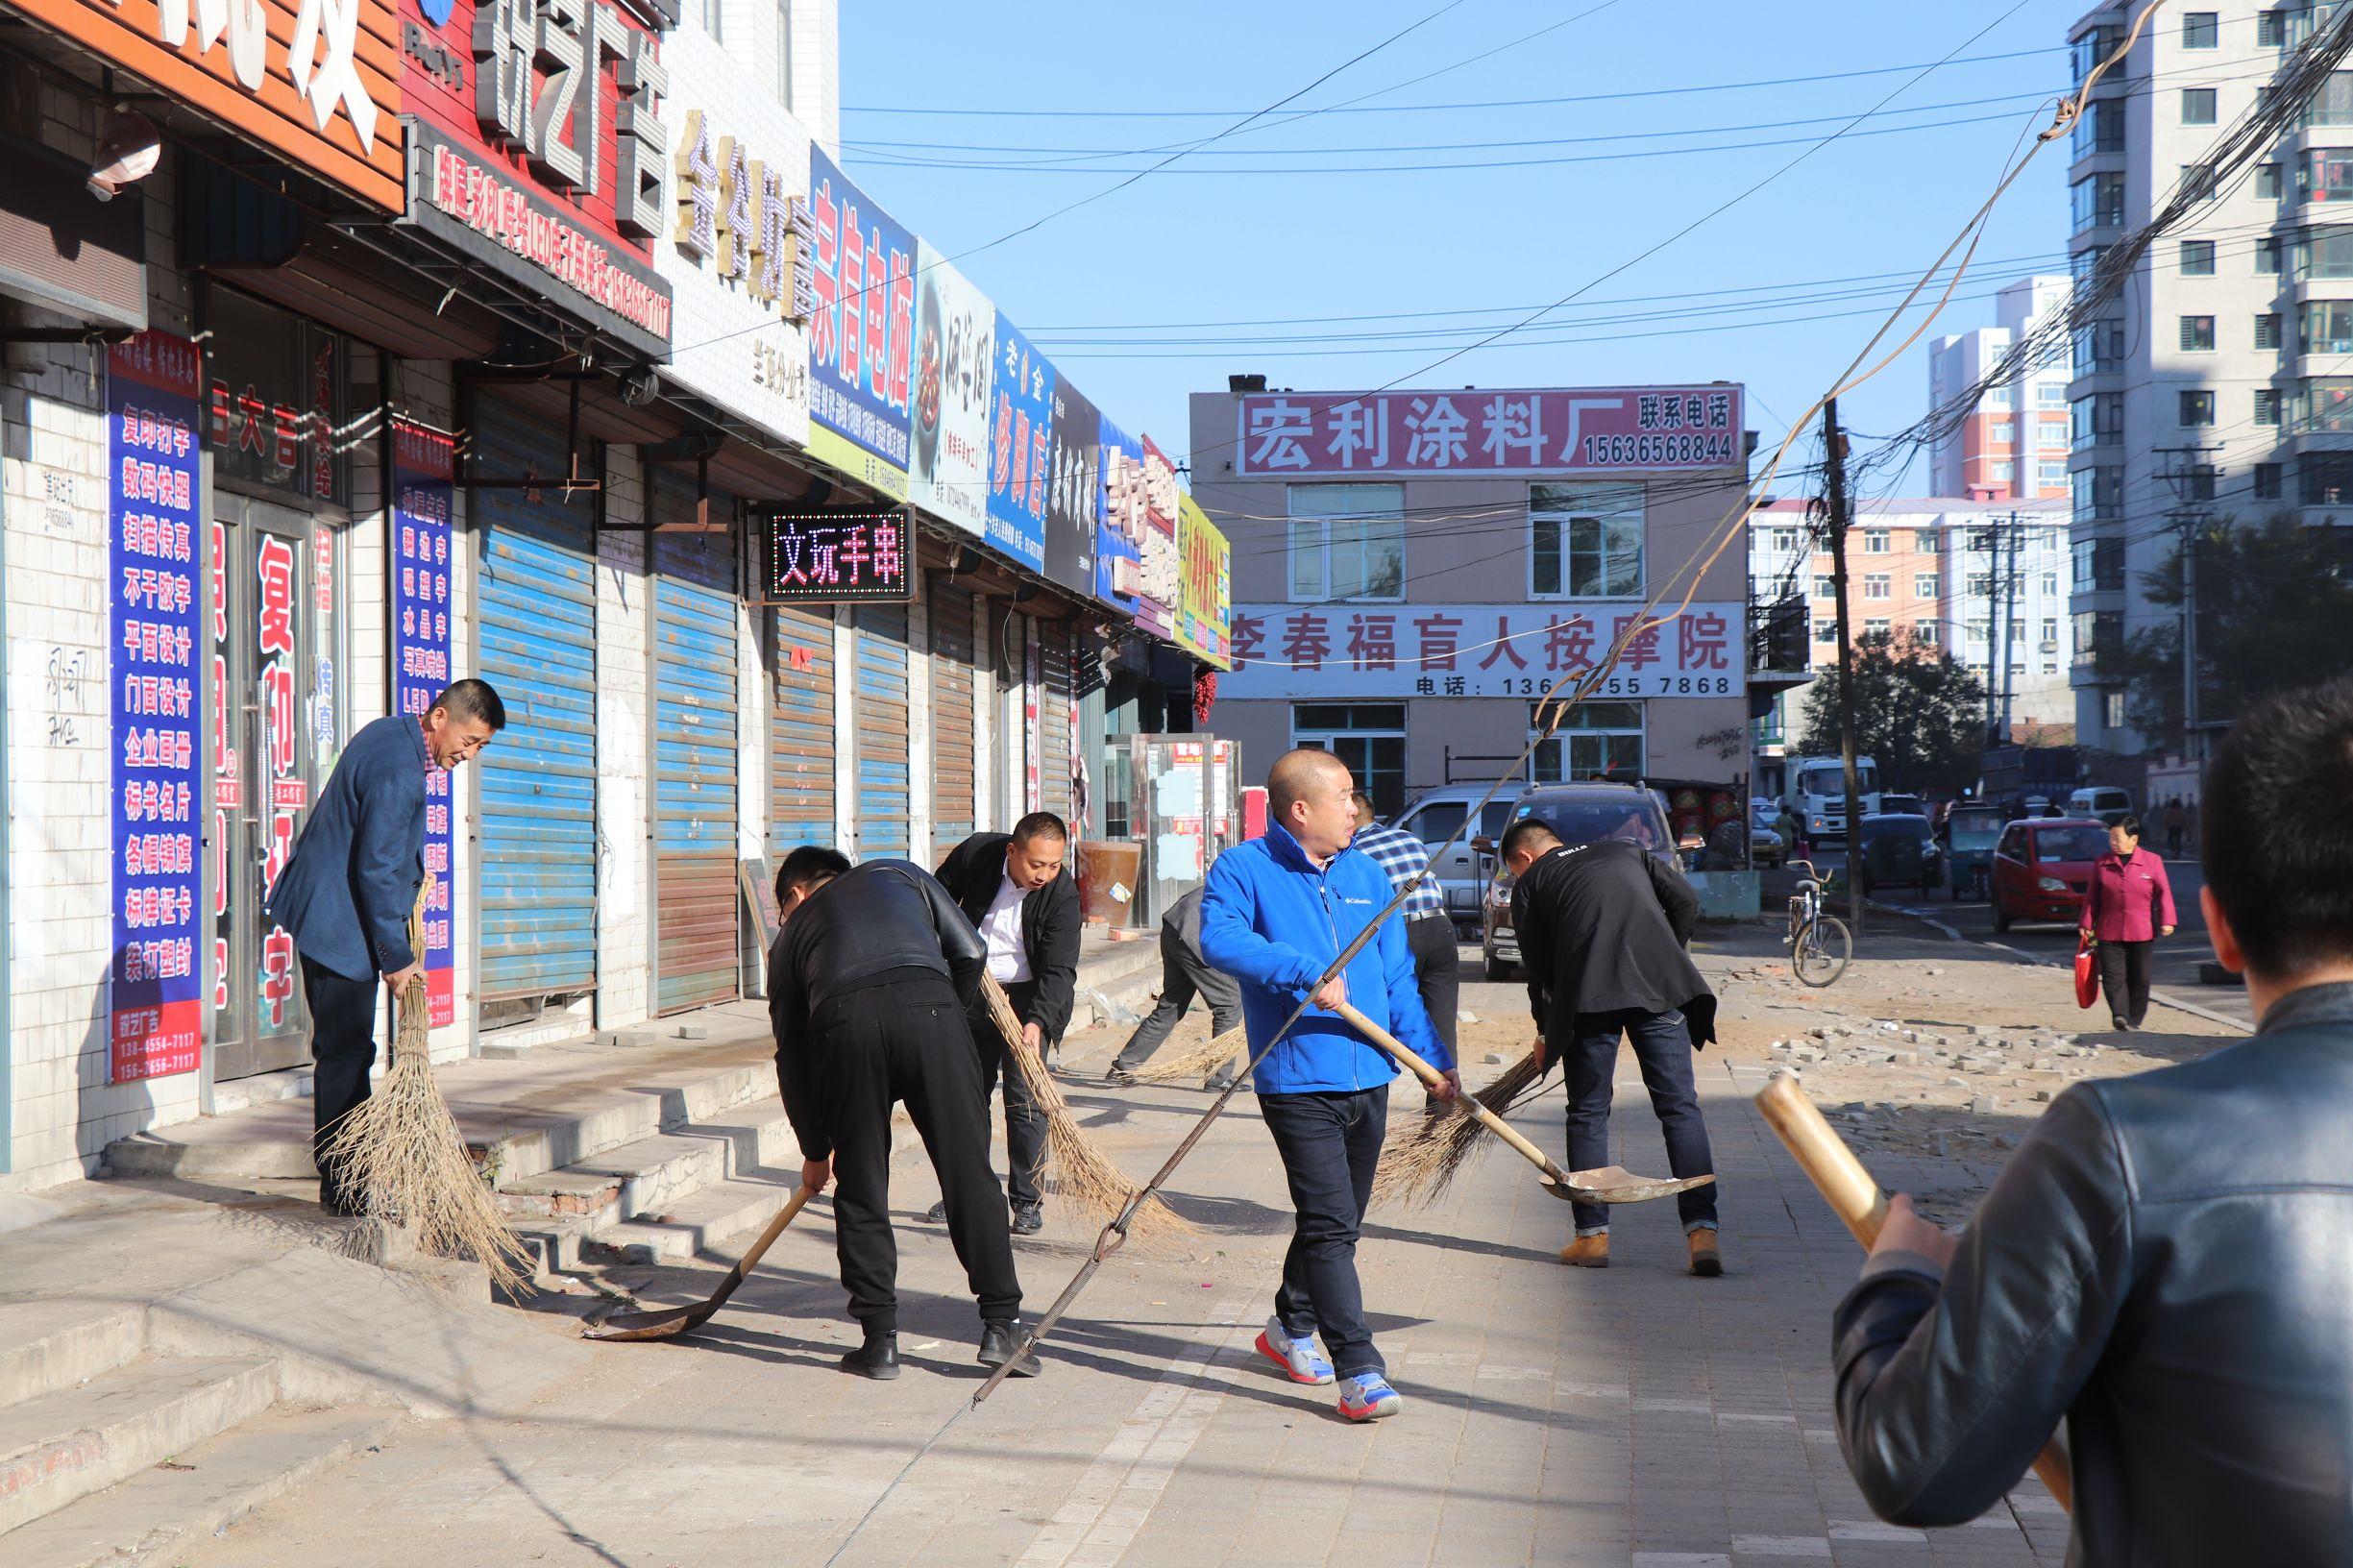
[1260,1087,1388,1380]
[1564,1007,1718,1237]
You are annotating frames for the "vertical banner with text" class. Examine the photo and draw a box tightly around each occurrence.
[391,422,457,1028]
[109,332,206,1084]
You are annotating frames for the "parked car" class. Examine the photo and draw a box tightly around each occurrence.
[1391,785,1519,936]
[1855,813,1942,894]
[1876,793,1927,819]
[1990,817,2111,932]
[2066,785,2135,825]
[1477,781,1677,981]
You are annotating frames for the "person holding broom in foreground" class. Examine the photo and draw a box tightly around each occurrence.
[766,846,1038,1382]
[267,679,503,1215]
[1500,812,1721,1275]
[1830,679,2353,1556]
[1202,748,1457,1422]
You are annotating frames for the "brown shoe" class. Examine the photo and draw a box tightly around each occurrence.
[1687,1229,1723,1278]
[1558,1234,1609,1268]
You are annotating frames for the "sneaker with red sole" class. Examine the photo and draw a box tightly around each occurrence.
[1337,1372,1402,1422]
[1254,1319,1335,1385]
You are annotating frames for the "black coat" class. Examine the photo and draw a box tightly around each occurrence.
[1509,838,1715,1048]
[937,831,1082,1041]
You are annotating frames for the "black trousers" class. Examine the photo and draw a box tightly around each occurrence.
[2098,940,2154,1028]
[1563,1007,1718,1237]
[1113,930,1243,1077]
[968,978,1049,1211]
[1261,1087,1388,1381]
[303,956,380,1203]
[1406,914,1459,1055]
[813,976,1021,1333]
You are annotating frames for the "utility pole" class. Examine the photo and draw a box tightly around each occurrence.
[2154,445,2217,756]
[1822,398,1864,934]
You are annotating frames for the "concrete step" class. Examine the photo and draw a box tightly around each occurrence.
[0,1358,277,1535]
[0,1405,401,1567]
[494,1099,798,1226]
[0,1304,143,1409]
[580,1178,792,1265]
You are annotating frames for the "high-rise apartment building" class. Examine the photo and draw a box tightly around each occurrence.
[1928,276,2075,499]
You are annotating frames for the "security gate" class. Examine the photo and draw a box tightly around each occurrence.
[1040,618,1076,824]
[854,601,911,858]
[929,581,977,847]
[770,604,836,857]
[649,474,739,1014]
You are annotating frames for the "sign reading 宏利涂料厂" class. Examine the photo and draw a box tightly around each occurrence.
[1232,387,1744,478]
[759,510,910,604]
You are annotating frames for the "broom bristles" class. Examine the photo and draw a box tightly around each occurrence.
[981,976,1191,1240]
[1130,1025,1248,1085]
[1371,1048,1552,1211]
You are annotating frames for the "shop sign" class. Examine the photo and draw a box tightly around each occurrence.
[1232,386,1745,477]
[805,146,915,497]
[655,17,814,447]
[2,0,404,208]
[391,420,457,1028]
[1175,495,1231,671]
[985,313,1052,574]
[205,287,348,504]
[906,240,994,540]
[760,509,910,603]
[1042,377,1099,598]
[396,0,672,356]
[107,331,206,1085]
[1220,600,1747,701]
[1128,435,1181,639]
[1094,419,1145,615]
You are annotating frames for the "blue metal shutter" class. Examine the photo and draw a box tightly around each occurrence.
[770,604,836,855]
[472,398,598,1002]
[854,601,911,858]
[929,582,976,846]
[650,472,740,1014]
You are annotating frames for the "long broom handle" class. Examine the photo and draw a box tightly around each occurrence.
[1753,1075,2074,1514]
[1332,1000,1573,1184]
[707,1185,814,1300]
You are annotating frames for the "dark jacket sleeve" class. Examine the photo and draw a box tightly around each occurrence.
[1511,872,1552,1033]
[1022,877,1082,1041]
[918,869,989,1008]
[935,833,980,904]
[352,759,425,974]
[1644,851,1701,947]
[1831,1086,2133,1526]
[767,933,828,1162]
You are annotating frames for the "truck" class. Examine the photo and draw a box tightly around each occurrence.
[1780,754,1882,845]
[1978,744,2079,817]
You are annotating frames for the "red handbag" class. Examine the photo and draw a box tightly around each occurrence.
[2073,933,2099,1010]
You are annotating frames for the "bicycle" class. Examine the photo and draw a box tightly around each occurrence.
[1784,859,1851,988]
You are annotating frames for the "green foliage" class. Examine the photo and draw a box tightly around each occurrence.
[1798,627,1989,793]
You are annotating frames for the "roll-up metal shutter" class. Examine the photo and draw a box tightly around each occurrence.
[473,398,598,1003]
[770,604,836,855]
[1040,618,1076,824]
[929,582,977,846]
[649,472,740,1014]
[855,601,912,858]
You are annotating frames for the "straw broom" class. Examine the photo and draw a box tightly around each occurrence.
[1371,1046,1553,1210]
[321,874,533,1293]
[980,974,1190,1240]
[1130,1024,1248,1086]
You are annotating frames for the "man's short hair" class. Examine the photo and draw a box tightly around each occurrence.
[2202,677,2353,977]
[1012,811,1067,846]
[1500,818,1560,861]
[776,845,851,901]
[1267,747,1349,821]
[432,678,506,730]
[1351,791,1379,821]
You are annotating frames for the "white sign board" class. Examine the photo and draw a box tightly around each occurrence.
[906,240,995,539]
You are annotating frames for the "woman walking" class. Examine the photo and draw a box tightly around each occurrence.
[2080,815,2177,1032]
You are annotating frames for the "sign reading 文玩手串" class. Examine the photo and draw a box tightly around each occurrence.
[760,511,910,604]
[1233,387,1744,478]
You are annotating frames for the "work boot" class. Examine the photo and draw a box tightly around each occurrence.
[1687,1229,1724,1278]
[840,1332,901,1381]
[1011,1202,1044,1237]
[1559,1234,1610,1268]
[978,1319,1042,1378]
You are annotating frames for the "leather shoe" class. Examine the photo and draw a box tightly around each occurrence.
[923,1200,948,1224]
[1559,1234,1610,1268]
[1104,1066,1140,1087]
[840,1333,901,1380]
[1011,1203,1044,1236]
[978,1319,1041,1378]
[1687,1229,1724,1278]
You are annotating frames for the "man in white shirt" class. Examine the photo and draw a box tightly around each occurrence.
[935,815,1082,1234]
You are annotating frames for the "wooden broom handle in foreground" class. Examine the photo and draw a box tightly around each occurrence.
[1754,1074,2074,1514]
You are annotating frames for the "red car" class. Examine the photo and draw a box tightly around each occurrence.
[1990,817,2112,932]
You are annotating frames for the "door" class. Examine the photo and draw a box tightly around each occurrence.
[770,604,836,857]
[209,498,338,1081]
[929,581,977,847]
[854,601,911,858]
[650,494,740,1015]
[1993,823,2028,915]
[1039,618,1075,822]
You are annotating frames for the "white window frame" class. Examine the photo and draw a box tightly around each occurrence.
[1914,573,1940,599]
[1528,699,1645,784]
[1862,574,1892,600]
[1287,482,1406,603]
[1289,703,1409,814]
[1529,481,1644,600]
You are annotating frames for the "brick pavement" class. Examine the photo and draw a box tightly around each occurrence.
[171,966,2071,1568]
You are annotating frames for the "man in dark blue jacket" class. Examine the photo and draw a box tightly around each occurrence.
[267,680,502,1213]
[1203,747,1457,1423]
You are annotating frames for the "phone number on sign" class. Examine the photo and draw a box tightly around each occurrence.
[1581,432,1738,467]
[1496,674,1739,698]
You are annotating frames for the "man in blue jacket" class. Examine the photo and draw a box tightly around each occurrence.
[1202,747,1457,1423]
[267,680,503,1213]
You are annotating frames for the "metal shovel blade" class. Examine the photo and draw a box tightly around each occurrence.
[1541,1166,1718,1205]
[581,1299,721,1342]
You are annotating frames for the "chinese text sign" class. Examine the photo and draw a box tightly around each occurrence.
[764,511,911,602]
[1233,387,1745,478]
[392,421,457,1028]
[985,313,1053,573]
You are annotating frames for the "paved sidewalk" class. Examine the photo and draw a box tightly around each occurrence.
[163,942,2092,1568]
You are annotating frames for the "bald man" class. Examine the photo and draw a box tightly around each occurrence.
[1201,747,1457,1423]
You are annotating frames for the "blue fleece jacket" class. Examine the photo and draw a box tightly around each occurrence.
[1200,822,1452,1094]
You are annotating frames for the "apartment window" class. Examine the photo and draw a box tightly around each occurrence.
[2257,312,2284,350]
[2103,691,2128,730]
[1814,621,1836,645]
[2257,387,2284,427]
[774,0,795,111]
[2179,238,2217,275]
[1813,574,1835,599]
[2041,618,2061,647]
[1530,482,1643,598]
[1917,530,1941,553]
[1771,527,1799,551]
[1984,385,2013,409]
[2180,315,2216,352]
[1966,573,1996,599]
[2180,389,2217,427]
[1914,573,1939,599]
[1914,622,1941,648]
[1529,701,1644,785]
[2306,150,2353,206]
[2072,24,2124,86]
[2258,162,2285,199]
[2073,173,2127,233]
[2181,89,2218,127]
[2037,382,2070,408]
[1988,421,2016,444]
[2256,461,2285,501]
[2258,235,2284,275]
[2304,300,2353,354]
[2182,12,2218,47]
[2314,72,2353,127]
[1966,619,1992,647]
[1292,705,1407,815]
[2042,574,2059,599]
[2295,379,2353,432]
[1863,528,1889,552]
[2072,245,2110,285]
[2260,9,2289,47]
[2074,319,2125,375]
[2071,391,2124,449]
[699,0,721,42]
[1986,461,2012,482]
[2184,464,2218,502]
[2306,453,2353,504]
[2073,465,2122,523]
[2076,611,2124,657]
[2072,97,2124,160]
[1287,483,1405,601]
[1862,574,1891,600]
[2038,459,2071,486]
[1863,618,1892,640]
[2074,536,2125,591]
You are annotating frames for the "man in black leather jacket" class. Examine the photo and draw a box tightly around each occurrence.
[768,846,1036,1381]
[1833,677,2353,1559]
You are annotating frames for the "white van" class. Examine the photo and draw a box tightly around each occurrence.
[2066,786,2135,825]
[1391,786,1520,935]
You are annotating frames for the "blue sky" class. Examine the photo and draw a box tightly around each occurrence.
[839,0,2083,495]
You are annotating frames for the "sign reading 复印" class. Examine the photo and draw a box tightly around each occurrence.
[1233,387,1744,478]
[392,419,456,1029]
[806,146,916,499]
[1219,602,1746,701]
[109,331,206,1085]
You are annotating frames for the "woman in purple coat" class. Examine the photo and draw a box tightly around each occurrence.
[2079,814,2177,1032]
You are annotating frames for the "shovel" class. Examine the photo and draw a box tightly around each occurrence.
[581,1185,815,1342]
[1334,1001,1714,1206]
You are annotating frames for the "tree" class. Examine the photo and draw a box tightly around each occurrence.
[1798,628,1989,793]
